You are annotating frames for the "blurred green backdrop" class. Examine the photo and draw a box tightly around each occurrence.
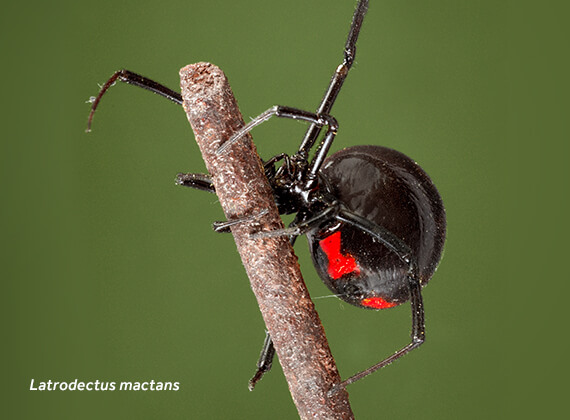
[3,0,568,419]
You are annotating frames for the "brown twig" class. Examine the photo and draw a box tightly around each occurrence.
[179,62,354,419]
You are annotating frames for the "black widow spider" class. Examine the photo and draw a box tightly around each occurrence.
[87,0,446,391]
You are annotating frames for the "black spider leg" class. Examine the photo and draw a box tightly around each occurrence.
[332,209,425,391]
[211,210,270,233]
[175,173,269,233]
[251,205,339,239]
[297,0,368,160]
[216,0,368,163]
[333,278,424,391]
[176,173,215,193]
[87,69,182,132]
[176,154,293,194]
[336,210,417,270]
[217,106,338,156]
[88,71,264,231]
[248,330,276,391]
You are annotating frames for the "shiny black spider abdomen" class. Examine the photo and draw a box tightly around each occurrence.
[308,145,446,310]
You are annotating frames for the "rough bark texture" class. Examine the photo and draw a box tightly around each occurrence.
[179,62,354,419]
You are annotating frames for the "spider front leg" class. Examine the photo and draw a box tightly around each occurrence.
[216,105,338,160]
[87,69,182,132]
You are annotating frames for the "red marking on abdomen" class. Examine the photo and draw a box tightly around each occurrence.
[361,297,398,309]
[319,231,360,279]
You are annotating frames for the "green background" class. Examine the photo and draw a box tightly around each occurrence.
[3,0,568,418]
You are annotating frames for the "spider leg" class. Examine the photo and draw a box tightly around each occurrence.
[87,69,182,132]
[333,277,425,391]
[263,153,289,168]
[217,106,338,155]
[176,173,272,233]
[297,0,369,157]
[248,331,276,391]
[253,204,416,270]
[175,173,215,193]
[211,209,269,233]
[251,205,339,239]
[176,156,289,194]
[336,209,417,273]
[326,208,425,390]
